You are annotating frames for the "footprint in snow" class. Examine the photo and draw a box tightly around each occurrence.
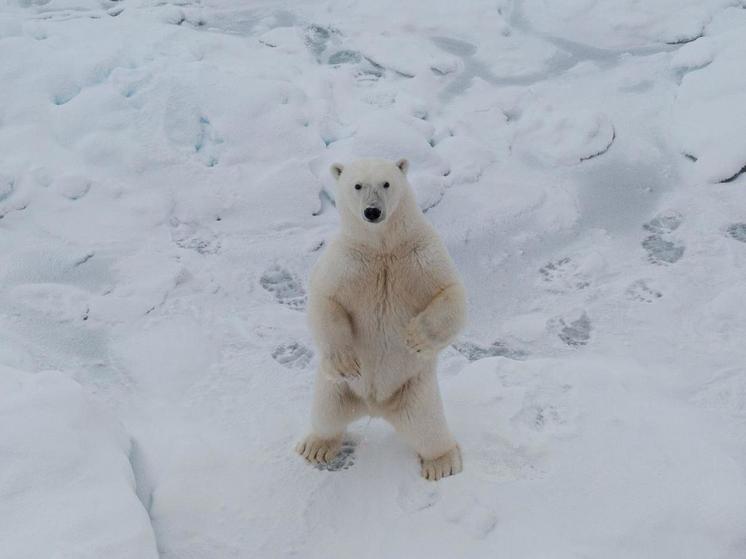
[305,24,338,61]
[642,235,685,264]
[272,341,313,369]
[315,439,356,472]
[442,493,498,540]
[726,223,746,243]
[397,481,440,513]
[538,257,590,293]
[642,211,685,264]
[327,50,362,65]
[511,382,577,438]
[452,340,527,361]
[260,265,306,310]
[643,211,682,234]
[170,219,221,255]
[551,311,591,347]
[626,279,662,303]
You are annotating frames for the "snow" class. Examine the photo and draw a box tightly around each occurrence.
[1,0,746,557]
[0,366,158,559]
[672,8,746,183]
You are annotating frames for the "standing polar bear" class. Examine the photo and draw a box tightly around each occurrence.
[296,158,466,480]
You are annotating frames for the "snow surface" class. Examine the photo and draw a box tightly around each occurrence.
[1,0,746,557]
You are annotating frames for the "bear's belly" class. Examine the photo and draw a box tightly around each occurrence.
[335,256,442,402]
[345,296,431,403]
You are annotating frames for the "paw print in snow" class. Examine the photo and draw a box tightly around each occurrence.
[260,265,306,310]
[642,211,684,264]
[538,257,590,293]
[272,341,313,369]
[626,279,662,303]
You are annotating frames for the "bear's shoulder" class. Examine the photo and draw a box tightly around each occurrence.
[308,238,363,295]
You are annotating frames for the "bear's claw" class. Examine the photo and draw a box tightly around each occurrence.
[405,318,437,357]
[324,347,361,379]
[420,445,462,481]
[296,435,342,464]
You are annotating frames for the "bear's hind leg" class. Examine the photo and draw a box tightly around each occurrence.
[296,373,366,465]
[382,371,462,481]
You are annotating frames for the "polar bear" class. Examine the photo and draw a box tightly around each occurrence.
[296,158,467,480]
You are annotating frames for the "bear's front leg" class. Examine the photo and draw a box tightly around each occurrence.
[308,296,361,380]
[406,283,466,357]
[322,346,360,381]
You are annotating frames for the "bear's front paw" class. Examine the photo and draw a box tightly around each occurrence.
[420,445,463,481]
[324,347,360,380]
[296,434,342,464]
[405,317,437,357]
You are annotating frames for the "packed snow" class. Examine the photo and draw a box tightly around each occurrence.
[1,0,746,557]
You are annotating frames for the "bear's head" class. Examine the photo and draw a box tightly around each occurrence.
[329,158,412,228]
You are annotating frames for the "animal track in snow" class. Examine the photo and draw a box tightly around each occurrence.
[726,223,746,243]
[512,402,568,433]
[555,312,591,347]
[642,211,685,264]
[538,257,590,293]
[170,219,221,255]
[643,211,682,234]
[327,50,362,65]
[442,494,497,540]
[642,235,685,264]
[304,24,339,61]
[315,439,355,472]
[271,342,313,369]
[511,385,577,438]
[260,265,306,310]
[396,481,439,513]
[626,279,662,303]
[453,340,527,361]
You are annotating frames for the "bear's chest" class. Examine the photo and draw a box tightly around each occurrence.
[337,253,438,325]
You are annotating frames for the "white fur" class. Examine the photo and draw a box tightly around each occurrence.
[296,158,466,480]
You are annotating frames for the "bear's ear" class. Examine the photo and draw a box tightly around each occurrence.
[396,158,409,175]
[330,163,344,180]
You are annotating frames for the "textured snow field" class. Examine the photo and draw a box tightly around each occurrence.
[2,0,746,557]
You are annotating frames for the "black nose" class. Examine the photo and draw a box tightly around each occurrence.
[364,207,382,221]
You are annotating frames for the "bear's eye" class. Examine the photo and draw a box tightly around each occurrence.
[383,182,390,189]
[354,183,362,190]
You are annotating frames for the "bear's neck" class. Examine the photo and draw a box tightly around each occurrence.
[339,196,428,255]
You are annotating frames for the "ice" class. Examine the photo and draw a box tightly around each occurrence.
[2,0,746,556]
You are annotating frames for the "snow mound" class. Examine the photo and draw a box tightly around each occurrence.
[672,8,746,183]
[514,107,615,166]
[0,366,158,559]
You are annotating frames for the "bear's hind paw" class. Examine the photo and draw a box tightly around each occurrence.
[296,434,342,464]
[420,445,463,481]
